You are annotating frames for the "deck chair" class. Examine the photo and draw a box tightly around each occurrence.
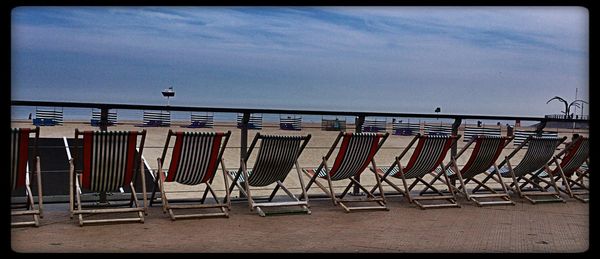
[370,134,461,209]
[149,130,232,220]
[11,127,43,227]
[423,135,515,206]
[69,129,147,226]
[486,135,567,204]
[227,133,311,216]
[302,132,390,212]
[535,136,589,202]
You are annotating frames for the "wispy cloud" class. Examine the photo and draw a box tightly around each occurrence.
[11,6,588,116]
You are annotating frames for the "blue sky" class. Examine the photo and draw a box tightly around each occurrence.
[11,6,589,117]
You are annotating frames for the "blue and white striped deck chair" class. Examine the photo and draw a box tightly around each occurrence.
[370,134,461,209]
[487,135,567,204]
[463,126,501,142]
[534,136,589,202]
[513,130,559,147]
[69,129,147,226]
[362,119,387,133]
[303,132,390,212]
[184,113,214,128]
[228,133,311,216]
[91,109,117,127]
[150,130,232,220]
[11,127,43,227]
[34,107,63,126]
[280,116,302,131]
[237,113,263,130]
[424,135,515,206]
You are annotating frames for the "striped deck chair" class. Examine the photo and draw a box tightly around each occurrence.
[370,134,461,209]
[69,129,147,226]
[149,130,232,220]
[11,127,43,227]
[423,135,515,206]
[486,135,567,204]
[303,132,390,212]
[227,133,311,217]
[534,136,589,202]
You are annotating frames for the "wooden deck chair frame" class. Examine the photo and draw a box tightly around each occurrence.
[69,129,148,226]
[421,135,515,206]
[11,127,43,227]
[370,133,461,209]
[532,136,589,202]
[227,133,312,217]
[149,130,232,220]
[486,135,567,204]
[303,132,390,212]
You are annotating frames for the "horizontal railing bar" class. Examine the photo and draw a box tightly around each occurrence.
[11,100,589,122]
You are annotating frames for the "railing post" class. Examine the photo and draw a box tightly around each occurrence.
[535,120,547,136]
[353,115,365,195]
[451,118,462,158]
[239,112,250,197]
[99,107,109,204]
[99,107,109,132]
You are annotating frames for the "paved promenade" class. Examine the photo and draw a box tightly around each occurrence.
[11,195,588,253]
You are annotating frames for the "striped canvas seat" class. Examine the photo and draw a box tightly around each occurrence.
[535,136,589,202]
[488,135,567,204]
[70,129,147,226]
[228,133,311,216]
[303,132,390,212]
[306,133,385,181]
[163,132,227,185]
[447,136,508,179]
[494,137,565,178]
[391,135,455,179]
[540,137,589,178]
[11,128,32,191]
[371,134,461,209]
[151,130,231,220]
[11,127,43,227]
[79,131,143,192]
[428,135,514,206]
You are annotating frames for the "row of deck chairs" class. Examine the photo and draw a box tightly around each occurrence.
[12,126,589,227]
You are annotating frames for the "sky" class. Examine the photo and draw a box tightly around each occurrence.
[11,6,589,118]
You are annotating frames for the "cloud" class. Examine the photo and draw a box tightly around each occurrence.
[11,6,588,116]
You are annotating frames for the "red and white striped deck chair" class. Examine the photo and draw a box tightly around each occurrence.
[149,130,232,220]
[11,127,43,227]
[370,134,461,209]
[423,135,515,206]
[303,132,389,212]
[69,129,147,226]
[488,135,567,204]
[228,133,311,217]
[535,136,589,202]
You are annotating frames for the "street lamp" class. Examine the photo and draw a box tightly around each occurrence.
[162,86,175,106]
